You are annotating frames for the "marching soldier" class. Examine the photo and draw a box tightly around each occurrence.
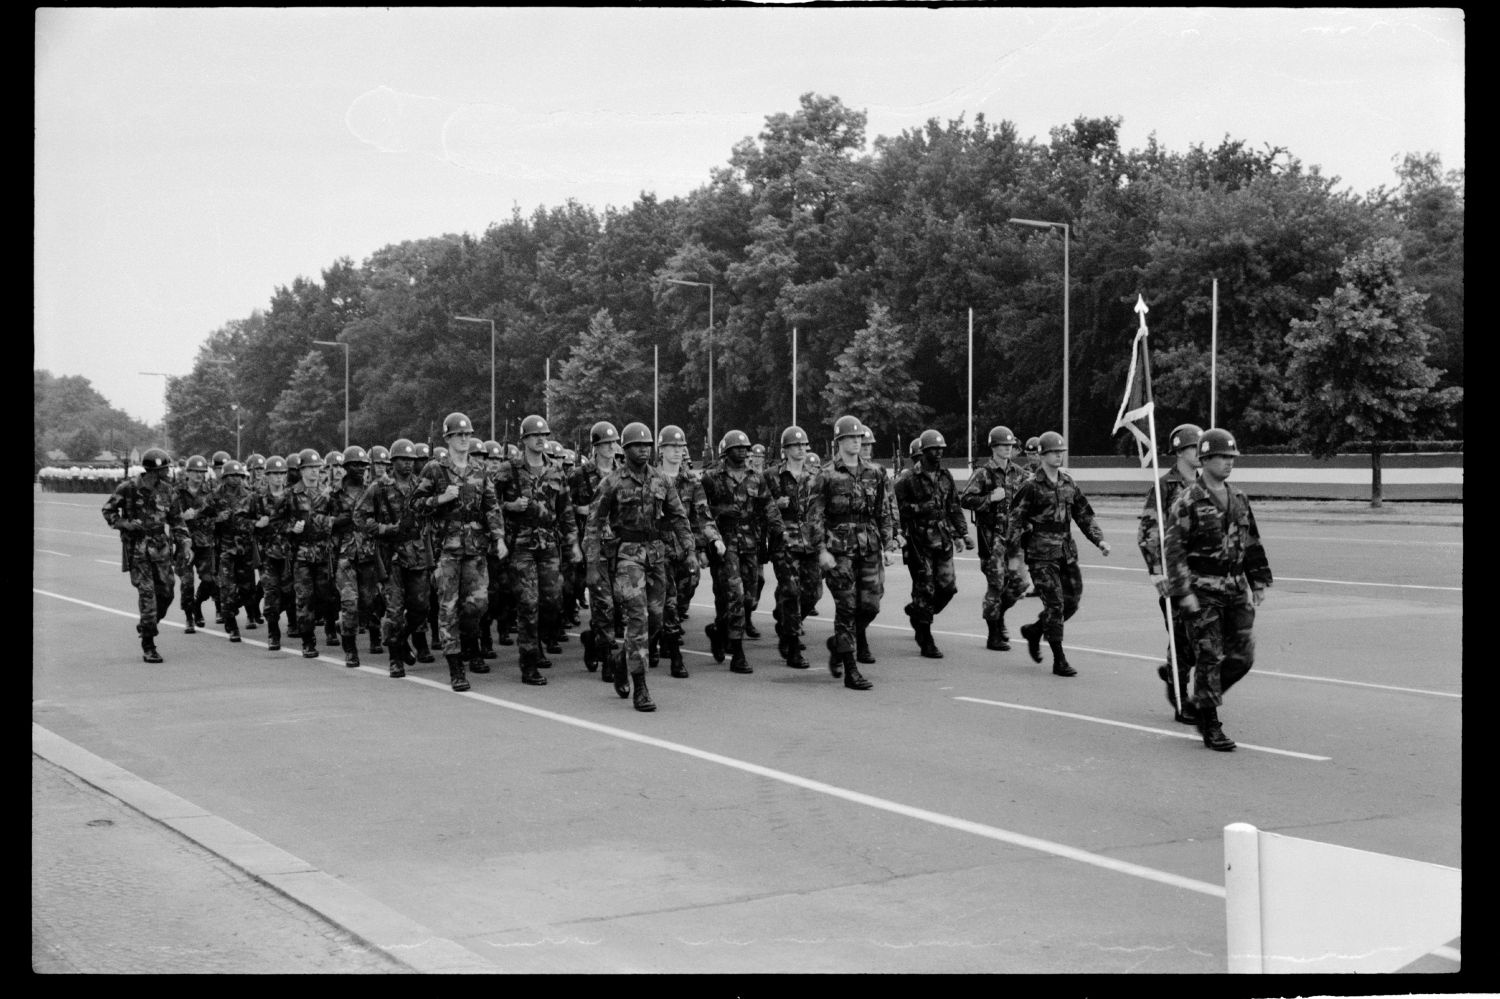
[586,422,695,711]
[413,412,507,692]
[1007,432,1112,677]
[959,426,1030,652]
[175,454,217,632]
[701,430,785,674]
[895,429,973,658]
[766,426,822,670]
[102,448,188,662]
[356,438,435,677]
[251,455,293,652]
[572,421,622,678]
[413,441,442,652]
[476,440,507,662]
[655,424,724,678]
[1164,428,1272,752]
[272,448,337,659]
[808,415,897,689]
[242,453,268,629]
[325,446,382,668]
[1139,423,1204,723]
[207,459,259,642]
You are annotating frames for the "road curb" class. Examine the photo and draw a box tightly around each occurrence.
[32,722,498,974]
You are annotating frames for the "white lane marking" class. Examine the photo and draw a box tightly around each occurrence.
[94,559,119,566]
[953,696,1332,761]
[952,557,1462,592]
[35,586,1225,900]
[34,526,119,540]
[1251,669,1461,700]
[36,549,73,557]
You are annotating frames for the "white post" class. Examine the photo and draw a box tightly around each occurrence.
[967,308,974,470]
[1224,823,1264,974]
[791,325,797,430]
[545,357,551,426]
[1210,278,1218,428]
[653,343,659,447]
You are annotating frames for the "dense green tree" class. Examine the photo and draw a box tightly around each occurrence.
[546,309,654,442]
[822,303,931,449]
[268,352,342,454]
[34,369,158,459]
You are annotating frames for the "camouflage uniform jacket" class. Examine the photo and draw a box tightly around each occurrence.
[325,482,378,563]
[665,465,720,557]
[701,463,785,554]
[499,456,577,554]
[1137,465,1196,574]
[206,481,260,558]
[355,475,429,569]
[808,457,896,558]
[251,488,291,561]
[1007,467,1105,563]
[585,462,694,566]
[766,462,820,553]
[412,454,504,558]
[569,461,616,546]
[959,458,1029,551]
[894,463,968,552]
[1164,480,1272,599]
[175,483,216,548]
[270,482,331,564]
[102,474,188,560]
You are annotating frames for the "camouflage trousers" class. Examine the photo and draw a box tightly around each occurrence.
[128,553,176,640]
[380,561,432,645]
[587,547,619,647]
[1025,558,1083,643]
[904,544,957,625]
[980,543,1027,623]
[335,557,381,636]
[1157,594,1197,698]
[673,550,701,625]
[215,547,257,616]
[707,546,760,641]
[749,550,769,610]
[178,543,217,612]
[260,556,293,630]
[433,554,488,656]
[614,540,667,676]
[825,551,884,656]
[506,545,563,658]
[1187,588,1255,709]
[292,560,337,638]
[772,548,823,638]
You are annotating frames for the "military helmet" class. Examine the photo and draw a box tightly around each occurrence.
[832,415,863,441]
[1023,436,1042,455]
[141,448,171,472]
[562,449,577,465]
[807,452,822,468]
[264,455,288,473]
[590,421,621,447]
[622,422,654,447]
[442,412,475,437]
[504,443,521,460]
[719,429,752,455]
[221,459,247,478]
[433,446,448,461]
[860,426,876,445]
[520,414,550,438]
[658,424,688,447]
[545,439,566,458]
[1168,424,1204,453]
[342,445,369,466]
[909,438,923,457]
[389,438,416,460]
[325,449,344,468]
[781,425,808,447]
[185,454,209,472]
[245,453,266,471]
[1198,428,1240,458]
[1038,431,1067,454]
[298,448,324,468]
[919,429,947,450]
[412,442,431,460]
[750,443,767,457]
[483,440,503,460]
[987,426,1018,447]
[211,450,231,467]
[368,445,391,464]
[283,451,302,472]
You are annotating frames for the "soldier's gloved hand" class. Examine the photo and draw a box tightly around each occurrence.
[1098,541,1112,557]
[713,539,726,557]
[255,516,270,529]
[115,519,140,532]
[1179,593,1199,614]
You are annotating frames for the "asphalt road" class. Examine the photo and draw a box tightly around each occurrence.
[33,491,1463,974]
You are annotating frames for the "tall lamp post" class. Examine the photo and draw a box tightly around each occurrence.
[664,278,715,452]
[312,340,350,449]
[452,315,497,441]
[1009,217,1070,459]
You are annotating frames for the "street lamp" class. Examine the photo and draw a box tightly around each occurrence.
[1009,217,1070,459]
[312,340,350,450]
[230,404,242,460]
[452,315,497,441]
[664,278,714,452]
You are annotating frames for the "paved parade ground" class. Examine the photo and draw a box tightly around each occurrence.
[33,489,1463,976]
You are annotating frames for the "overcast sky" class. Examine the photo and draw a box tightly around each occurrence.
[35,7,1464,427]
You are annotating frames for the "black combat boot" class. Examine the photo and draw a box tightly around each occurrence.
[648,634,659,670]
[479,625,496,660]
[855,624,876,664]
[341,632,360,668]
[826,636,843,678]
[496,617,514,645]
[665,634,689,678]
[410,630,435,664]
[1196,704,1236,751]
[612,649,631,699]
[729,638,752,674]
[632,671,656,712]
[141,635,163,663]
[1049,637,1076,677]
[582,630,600,672]
[183,606,197,635]
[520,651,547,686]
[447,654,470,692]
[266,619,281,652]
[368,626,383,655]
[843,656,873,690]
[743,618,761,640]
[706,621,726,663]
[224,611,242,643]
[914,621,943,659]
[1020,621,1043,663]
[324,622,339,647]
[388,639,407,678]
[464,635,489,673]
[600,639,618,683]
[986,619,1011,651]
[784,628,810,670]
[193,601,206,629]
[301,630,320,659]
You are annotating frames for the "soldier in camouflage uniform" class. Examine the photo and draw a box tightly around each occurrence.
[572,421,622,678]
[474,440,505,662]
[250,455,293,652]
[701,430,785,675]
[1164,428,1271,752]
[356,438,434,677]
[241,453,267,628]
[959,425,1031,652]
[655,425,724,678]
[586,422,695,711]
[174,454,217,633]
[207,459,258,642]
[744,442,771,636]
[1007,432,1112,677]
[497,416,579,686]
[102,448,188,662]
[324,446,382,668]
[268,449,330,658]
[765,426,822,670]
[895,429,974,659]
[809,415,897,689]
[413,413,507,692]
[1139,423,1204,723]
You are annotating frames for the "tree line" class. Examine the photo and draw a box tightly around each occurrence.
[133,94,1465,461]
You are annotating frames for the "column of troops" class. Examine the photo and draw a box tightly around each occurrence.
[105,413,1268,750]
